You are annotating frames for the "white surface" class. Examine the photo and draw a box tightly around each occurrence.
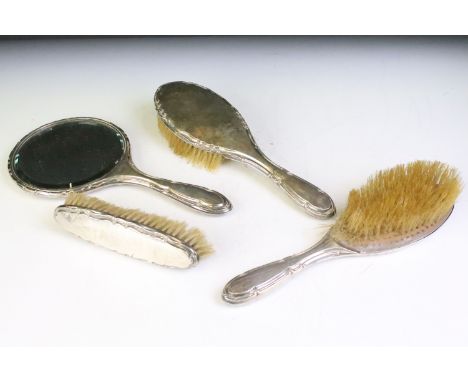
[0,37,467,346]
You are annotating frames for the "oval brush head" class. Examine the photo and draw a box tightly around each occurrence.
[55,192,213,268]
[331,160,462,252]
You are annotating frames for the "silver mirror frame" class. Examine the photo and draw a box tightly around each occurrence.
[8,117,129,197]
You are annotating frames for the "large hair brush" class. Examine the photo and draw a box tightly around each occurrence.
[55,193,213,269]
[222,160,462,303]
[154,81,335,219]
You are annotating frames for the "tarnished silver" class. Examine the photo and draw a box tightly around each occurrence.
[222,208,453,304]
[155,81,335,219]
[8,117,232,214]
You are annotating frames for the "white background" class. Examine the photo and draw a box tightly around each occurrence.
[1,37,467,346]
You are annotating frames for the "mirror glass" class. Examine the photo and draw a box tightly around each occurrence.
[12,119,125,189]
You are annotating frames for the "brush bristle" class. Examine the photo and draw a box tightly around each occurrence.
[64,193,213,257]
[157,116,224,171]
[332,160,462,246]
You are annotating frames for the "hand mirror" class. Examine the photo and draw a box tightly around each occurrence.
[8,117,232,214]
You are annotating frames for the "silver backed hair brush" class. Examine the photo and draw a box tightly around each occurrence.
[222,161,462,303]
[155,81,335,219]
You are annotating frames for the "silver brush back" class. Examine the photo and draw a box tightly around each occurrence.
[155,81,335,219]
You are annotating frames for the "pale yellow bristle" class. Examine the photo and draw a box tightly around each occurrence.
[157,116,224,171]
[64,193,213,257]
[332,161,462,246]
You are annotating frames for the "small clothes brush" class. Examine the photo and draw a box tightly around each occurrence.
[222,160,462,303]
[154,81,335,219]
[55,193,213,269]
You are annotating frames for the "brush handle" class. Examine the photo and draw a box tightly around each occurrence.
[243,150,335,219]
[109,159,232,214]
[148,177,232,214]
[222,234,353,304]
